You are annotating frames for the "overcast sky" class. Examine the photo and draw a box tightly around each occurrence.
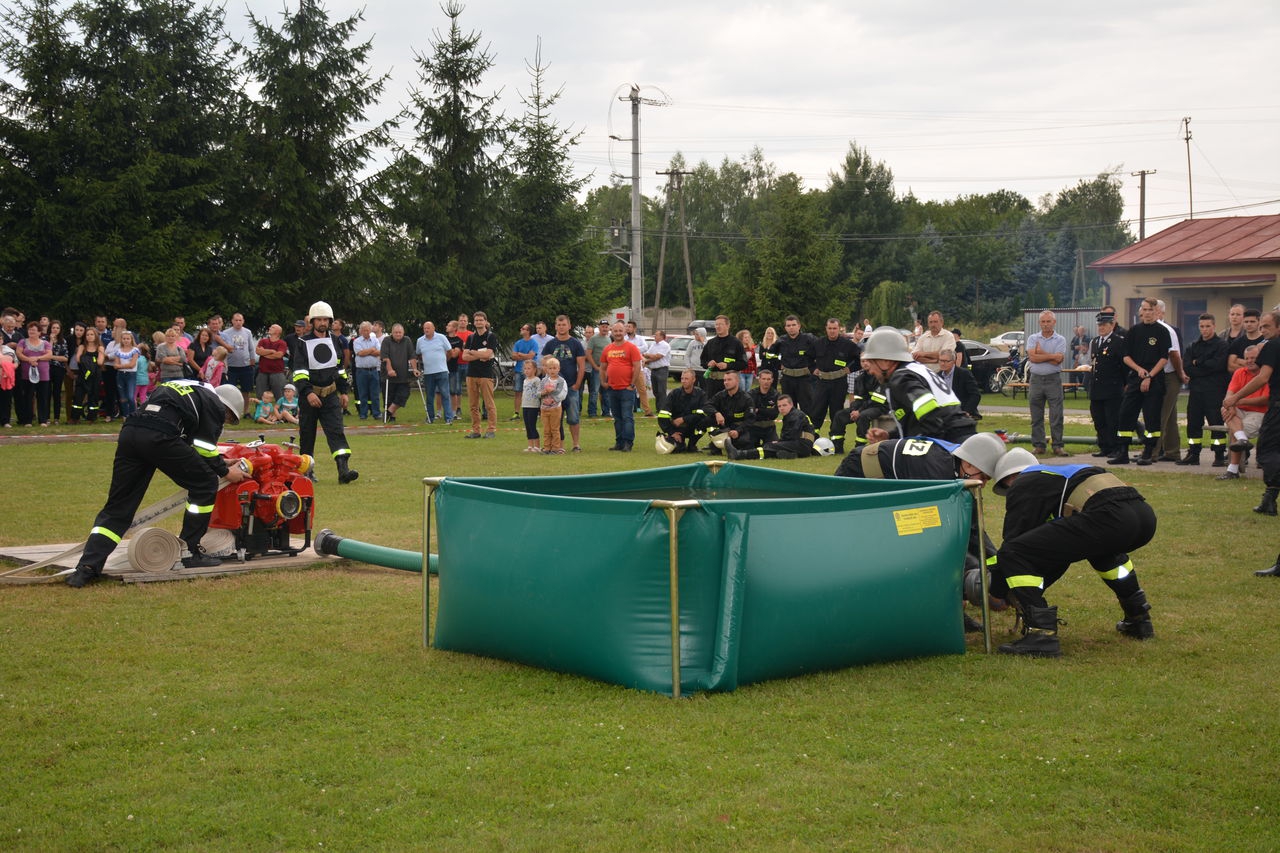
[234,1,1280,237]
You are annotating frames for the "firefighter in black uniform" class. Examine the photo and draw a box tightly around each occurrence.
[699,315,747,398]
[1178,312,1230,466]
[745,368,780,447]
[1111,297,1171,466]
[292,301,358,484]
[707,371,755,455]
[1087,312,1126,459]
[809,318,860,436]
[834,432,1009,631]
[829,369,879,455]
[768,315,816,416]
[858,328,977,444]
[727,394,814,460]
[989,449,1157,657]
[65,380,250,587]
[656,368,712,453]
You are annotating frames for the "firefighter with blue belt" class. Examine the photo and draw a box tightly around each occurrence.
[989,449,1157,657]
[65,380,250,587]
[292,301,358,484]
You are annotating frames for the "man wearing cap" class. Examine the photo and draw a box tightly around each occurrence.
[291,301,358,483]
[1087,312,1126,458]
[65,379,250,587]
[988,449,1158,657]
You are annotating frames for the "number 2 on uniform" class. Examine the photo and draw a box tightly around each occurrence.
[902,439,932,456]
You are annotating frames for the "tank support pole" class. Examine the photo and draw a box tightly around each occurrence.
[965,480,993,654]
[422,478,445,648]
[654,500,702,699]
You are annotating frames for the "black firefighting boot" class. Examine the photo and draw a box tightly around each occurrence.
[1174,446,1201,466]
[1255,553,1280,578]
[65,564,104,588]
[1253,488,1278,517]
[182,544,222,569]
[1135,438,1157,466]
[998,603,1061,658]
[1211,445,1227,467]
[336,454,359,485]
[1115,589,1155,639]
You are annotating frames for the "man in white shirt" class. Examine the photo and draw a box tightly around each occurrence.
[645,329,672,412]
[912,311,957,372]
[351,321,383,420]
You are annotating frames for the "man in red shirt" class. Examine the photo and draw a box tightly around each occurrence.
[601,321,643,451]
[254,323,289,403]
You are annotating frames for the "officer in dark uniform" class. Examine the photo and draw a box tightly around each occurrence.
[292,300,358,484]
[1111,297,1171,466]
[767,315,816,415]
[1178,312,1230,466]
[707,371,754,455]
[699,314,747,398]
[727,394,814,460]
[1087,312,1126,458]
[656,368,712,453]
[745,368,780,447]
[989,449,1158,657]
[65,380,250,587]
[809,318,860,435]
[858,328,977,444]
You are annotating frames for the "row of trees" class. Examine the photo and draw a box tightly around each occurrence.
[0,0,1134,337]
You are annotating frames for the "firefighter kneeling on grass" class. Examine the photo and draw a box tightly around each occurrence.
[292,301,358,484]
[66,380,250,588]
[987,448,1157,657]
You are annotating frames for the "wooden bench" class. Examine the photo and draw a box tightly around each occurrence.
[1063,383,1084,399]
[1006,381,1084,399]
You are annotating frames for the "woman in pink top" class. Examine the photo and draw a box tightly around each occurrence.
[15,320,52,426]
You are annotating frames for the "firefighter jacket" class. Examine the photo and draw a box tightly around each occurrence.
[291,331,351,398]
[133,379,231,476]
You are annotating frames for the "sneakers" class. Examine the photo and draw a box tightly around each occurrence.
[1032,445,1046,456]
[65,564,103,588]
[571,446,582,452]
[483,430,496,439]
[1052,447,1070,457]
[523,446,540,453]
[1230,438,1254,453]
[508,414,521,421]
[182,548,222,569]
[1216,471,1240,480]
[464,431,482,439]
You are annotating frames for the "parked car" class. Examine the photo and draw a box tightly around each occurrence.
[988,330,1025,349]
[686,319,717,335]
[666,334,695,371]
[959,339,1010,391]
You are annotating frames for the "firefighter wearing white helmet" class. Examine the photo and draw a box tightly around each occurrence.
[988,451,1157,658]
[856,327,976,445]
[65,379,251,587]
[833,432,1010,631]
[292,300,358,483]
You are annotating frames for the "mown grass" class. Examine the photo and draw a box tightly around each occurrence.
[1,394,1277,851]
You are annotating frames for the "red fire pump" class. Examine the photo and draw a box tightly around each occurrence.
[211,437,316,560]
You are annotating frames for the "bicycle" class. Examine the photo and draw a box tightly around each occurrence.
[991,346,1028,395]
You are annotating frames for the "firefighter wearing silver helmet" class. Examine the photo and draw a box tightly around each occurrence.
[291,301,358,484]
[857,327,977,444]
[65,379,251,587]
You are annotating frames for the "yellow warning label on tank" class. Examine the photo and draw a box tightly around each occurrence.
[893,505,942,536]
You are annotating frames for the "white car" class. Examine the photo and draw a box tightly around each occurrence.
[989,330,1025,349]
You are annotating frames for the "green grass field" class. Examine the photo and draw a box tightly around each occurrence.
[1,395,1277,852]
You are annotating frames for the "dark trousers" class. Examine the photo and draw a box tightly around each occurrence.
[1117,378,1166,455]
[649,366,669,414]
[780,373,812,416]
[100,365,118,417]
[79,424,220,572]
[993,497,1156,609]
[1089,395,1122,454]
[299,392,351,462]
[1258,405,1280,489]
[14,378,50,425]
[809,377,846,434]
[522,407,540,440]
[1184,386,1226,452]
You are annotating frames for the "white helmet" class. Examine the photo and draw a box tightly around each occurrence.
[861,327,914,362]
[308,301,334,321]
[654,433,676,455]
[214,385,243,423]
[992,447,1038,495]
[953,433,1007,478]
[709,430,730,450]
[813,436,836,456]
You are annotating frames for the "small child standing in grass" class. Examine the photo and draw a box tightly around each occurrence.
[520,359,542,452]
[539,356,568,454]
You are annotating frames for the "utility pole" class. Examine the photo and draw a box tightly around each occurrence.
[654,170,696,332]
[1131,169,1156,240]
[1182,117,1193,219]
[617,85,668,324]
